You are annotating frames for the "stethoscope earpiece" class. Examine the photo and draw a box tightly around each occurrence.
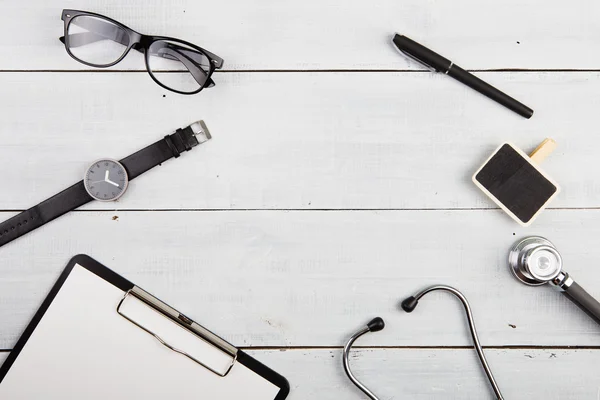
[366,317,385,332]
[400,296,418,312]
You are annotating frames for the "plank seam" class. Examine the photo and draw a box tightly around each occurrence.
[2,345,600,352]
[0,69,599,73]
[1,208,599,213]
[241,346,600,350]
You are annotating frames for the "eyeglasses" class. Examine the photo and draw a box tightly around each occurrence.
[59,9,224,95]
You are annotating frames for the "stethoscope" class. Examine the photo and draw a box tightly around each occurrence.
[343,236,600,400]
[509,236,600,324]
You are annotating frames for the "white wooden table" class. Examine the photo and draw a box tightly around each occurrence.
[1,1,600,398]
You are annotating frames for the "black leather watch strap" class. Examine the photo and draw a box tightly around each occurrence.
[0,121,210,248]
[120,125,203,179]
[0,182,92,248]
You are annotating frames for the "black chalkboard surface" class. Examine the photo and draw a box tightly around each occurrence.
[473,143,559,225]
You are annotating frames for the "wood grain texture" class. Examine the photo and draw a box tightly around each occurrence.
[1,348,599,399]
[263,348,600,399]
[0,72,599,210]
[2,0,600,70]
[2,0,599,395]
[1,210,600,350]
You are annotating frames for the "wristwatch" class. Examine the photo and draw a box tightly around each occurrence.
[0,120,211,248]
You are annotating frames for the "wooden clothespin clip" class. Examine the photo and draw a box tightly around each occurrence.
[529,138,557,165]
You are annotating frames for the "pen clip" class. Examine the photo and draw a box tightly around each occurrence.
[391,37,436,72]
[398,48,437,72]
[392,33,438,72]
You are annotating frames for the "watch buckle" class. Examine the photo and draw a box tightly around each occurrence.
[188,120,211,144]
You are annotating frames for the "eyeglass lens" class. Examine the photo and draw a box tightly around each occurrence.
[147,40,211,93]
[67,15,130,66]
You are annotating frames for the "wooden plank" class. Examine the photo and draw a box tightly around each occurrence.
[1,348,599,398]
[2,209,600,349]
[2,1,600,70]
[262,348,600,399]
[0,72,598,210]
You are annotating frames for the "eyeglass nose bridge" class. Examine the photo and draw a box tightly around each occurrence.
[131,42,145,52]
[137,34,153,49]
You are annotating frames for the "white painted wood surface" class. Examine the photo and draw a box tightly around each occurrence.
[0,72,599,210]
[1,349,600,399]
[1,1,599,398]
[2,1,600,70]
[2,209,600,349]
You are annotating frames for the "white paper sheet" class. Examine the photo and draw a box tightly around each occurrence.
[0,264,281,400]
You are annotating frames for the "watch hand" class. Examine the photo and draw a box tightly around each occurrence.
[105,179,120,188]
[104,170,109,181]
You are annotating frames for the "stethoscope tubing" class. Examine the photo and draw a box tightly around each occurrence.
[409,285,504,400]
[342,326,379,400]
[342,285,504,400]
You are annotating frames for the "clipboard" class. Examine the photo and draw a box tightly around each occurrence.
[0,255,290,399]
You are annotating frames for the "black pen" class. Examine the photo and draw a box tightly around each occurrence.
[392,34,533,119]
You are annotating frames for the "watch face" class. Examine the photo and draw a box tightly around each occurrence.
[83,159,129,202]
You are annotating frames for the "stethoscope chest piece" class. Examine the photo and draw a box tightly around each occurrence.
[509,235,600,326]
[509,236,563,286]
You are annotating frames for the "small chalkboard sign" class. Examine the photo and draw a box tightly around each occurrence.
[472,140,560,226]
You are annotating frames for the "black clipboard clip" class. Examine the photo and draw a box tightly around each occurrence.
[117,287,238,377]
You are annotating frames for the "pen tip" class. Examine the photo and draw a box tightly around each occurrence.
[392,33,405,47]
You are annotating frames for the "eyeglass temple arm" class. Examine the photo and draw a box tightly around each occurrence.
[342,318,385,400]
[401,285,504,400]
[59,38,219,88]
[59,34,217,88]
[60,34,222,69]
[200,48,224,68]
[151,46,220,87]
[155,46,211,87]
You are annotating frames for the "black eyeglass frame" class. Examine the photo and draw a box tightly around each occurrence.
[59,9,224,95]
